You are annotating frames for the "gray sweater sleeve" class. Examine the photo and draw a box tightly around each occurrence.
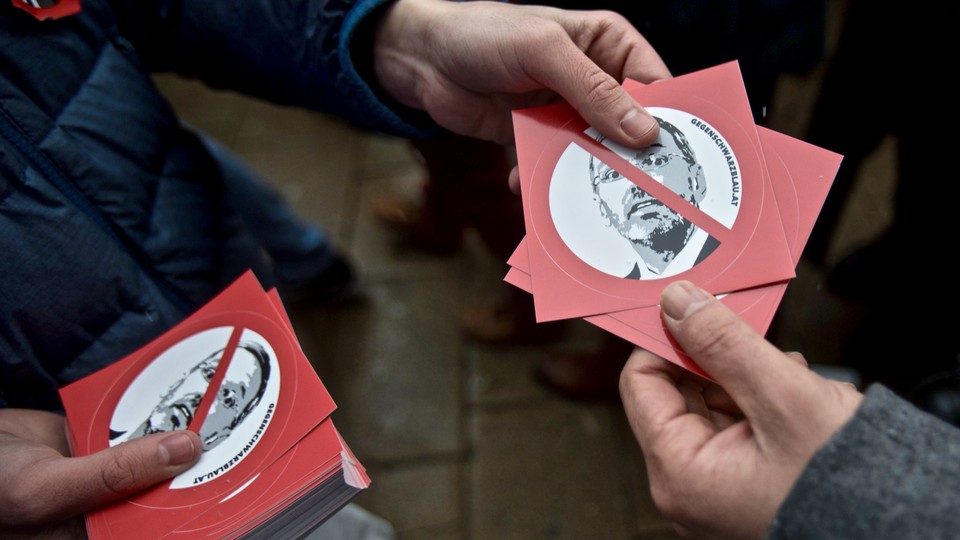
[767,385,960,540]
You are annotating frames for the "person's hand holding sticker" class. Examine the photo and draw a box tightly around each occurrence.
[372,0,672,192]
[620,281,863,539]
[0,408,200,539]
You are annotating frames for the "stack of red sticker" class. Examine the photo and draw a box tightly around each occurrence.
[506,62,842,377]
[61,272,369,538]
[12,0,81,20]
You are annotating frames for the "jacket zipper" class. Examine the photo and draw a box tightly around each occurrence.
[0,106,194,315]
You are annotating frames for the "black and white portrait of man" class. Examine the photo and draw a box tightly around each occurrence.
[109,326,281,488]
[590,117,717,279]
[549,107,740,280]
[112,340,271,450]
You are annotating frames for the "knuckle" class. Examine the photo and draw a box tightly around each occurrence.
[521,18,566,50]
[580,69,621,111]
[100,450,145,495]
[592,9,630,30]
[683,309,746,362]
[562,8,627,41]
[785,351,809,367]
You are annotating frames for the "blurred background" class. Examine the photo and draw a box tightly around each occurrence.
[153,0,909,536]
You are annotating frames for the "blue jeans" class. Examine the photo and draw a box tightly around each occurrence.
[200,133,336,286]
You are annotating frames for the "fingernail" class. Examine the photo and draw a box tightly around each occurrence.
[159,432,197,466]
[620,109,657,140]
[661,281,712,321]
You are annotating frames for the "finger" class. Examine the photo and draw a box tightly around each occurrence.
[18,431,201,524]
[519,32,661,148]
[784,351,809,368]
[658,281,814,427]
[701,384,741,417]
[547,11,670,147]
[615,35,673,85]
[677,379,710,419]
[708,410,739,431]
[676,372,741,424]
[566,11,673,85]
[620,348,715,455]
[0,409,69,454]
[508,165,521,194]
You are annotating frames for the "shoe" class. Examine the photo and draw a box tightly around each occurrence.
[534,336,634,400]
[460,292,562,345]
[534,349,626,401]
[372,195,421,226]
[372,195,462,254]
[276,254,361,307]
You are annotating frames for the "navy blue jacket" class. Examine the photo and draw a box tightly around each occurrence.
[0,0,425,411]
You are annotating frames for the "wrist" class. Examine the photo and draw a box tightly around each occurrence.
[373,0,446,111]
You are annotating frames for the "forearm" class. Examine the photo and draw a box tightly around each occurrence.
[768,385,960,539]
[111,0,432,136]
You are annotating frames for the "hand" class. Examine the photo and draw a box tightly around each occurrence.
[0,408,201,539]
[619,281,863,539]
[373,0,671,149]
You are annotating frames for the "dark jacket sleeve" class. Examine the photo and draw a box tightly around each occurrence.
[767,384,960,540]
[109,0,433,138]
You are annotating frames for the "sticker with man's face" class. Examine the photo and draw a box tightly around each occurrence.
[549,107,741,280]
[59,271,340,533]
[514,63,798,321]
[108,326,281,489]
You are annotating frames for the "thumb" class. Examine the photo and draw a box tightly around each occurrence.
[46,431,201,519]
[659,281,815,429]
[522,39,661,148]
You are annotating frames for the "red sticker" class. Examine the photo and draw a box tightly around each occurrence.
[12,0,81,20]
[506,63,844,375]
